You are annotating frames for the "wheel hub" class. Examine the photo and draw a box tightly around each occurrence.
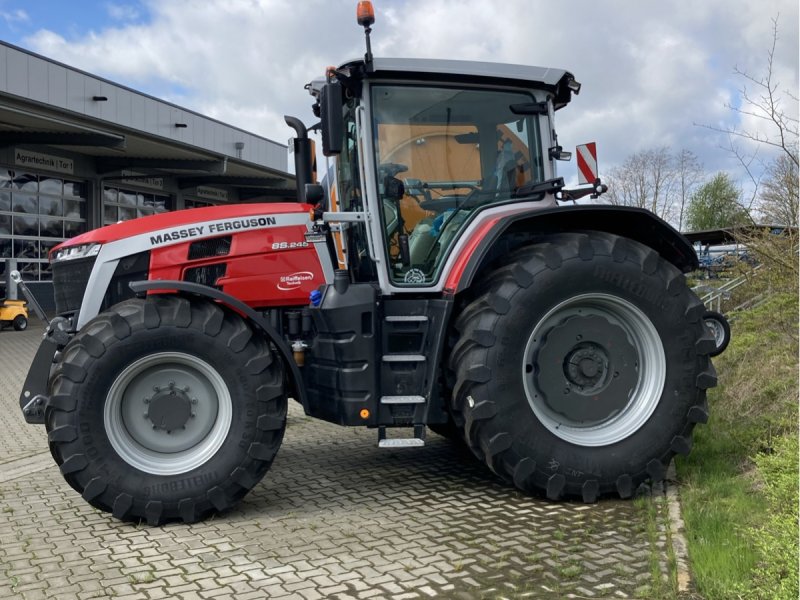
[534,314,638,424]
[105,354,233,475]
[565,346,607,390]
[146,384,194,433]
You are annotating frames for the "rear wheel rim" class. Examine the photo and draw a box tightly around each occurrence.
[522,293,666,447]
[104,352,232,475]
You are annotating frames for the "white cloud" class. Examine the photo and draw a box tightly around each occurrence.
[1,7,28,24]
[19,0,799,180]
[105,3,141,22]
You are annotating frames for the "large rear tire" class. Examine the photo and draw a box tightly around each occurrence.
[449,232,716,501]
[46,296,287,524]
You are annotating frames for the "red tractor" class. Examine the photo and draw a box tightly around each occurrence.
[18,4,723,525]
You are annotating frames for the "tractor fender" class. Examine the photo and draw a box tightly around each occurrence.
[447,205,698,294]
[129,280,308,411]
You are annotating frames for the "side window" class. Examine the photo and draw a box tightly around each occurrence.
[337,102,362,211]
[371,85,543,286]
[337,99,375,281]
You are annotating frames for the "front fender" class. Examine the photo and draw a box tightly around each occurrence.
[129,280,308,411]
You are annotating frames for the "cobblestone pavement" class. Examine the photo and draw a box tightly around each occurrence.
[0,323,670,599]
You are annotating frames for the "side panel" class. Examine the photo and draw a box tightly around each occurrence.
[148,224,325,308]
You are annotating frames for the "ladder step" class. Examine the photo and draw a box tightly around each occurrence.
[381,395,425,404]
[385,315,428,323]
[379,438,425,448]
[378,424,426,448]
[382,354,426,363]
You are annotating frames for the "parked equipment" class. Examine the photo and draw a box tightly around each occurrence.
[0,299,28,331]
[702,310,731,357]
[18,2,725,525]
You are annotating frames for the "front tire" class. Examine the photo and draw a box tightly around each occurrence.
[449,232,716,502]
[46,296,287,525]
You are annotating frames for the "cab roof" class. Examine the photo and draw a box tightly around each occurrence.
[336,57,579,109]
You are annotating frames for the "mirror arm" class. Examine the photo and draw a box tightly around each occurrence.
[559,178,609,202]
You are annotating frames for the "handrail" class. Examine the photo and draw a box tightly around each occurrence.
[693,264,764,313]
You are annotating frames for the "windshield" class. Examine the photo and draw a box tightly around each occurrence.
[371,84,544,285]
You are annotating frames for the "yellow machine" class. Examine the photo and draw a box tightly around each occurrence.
[0,298,28,331]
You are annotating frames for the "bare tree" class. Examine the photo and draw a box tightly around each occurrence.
[699,15,798,220]
[674,149,704,231]
[759,148,799,226]
[734,17,798,165]
[605,146,678,222]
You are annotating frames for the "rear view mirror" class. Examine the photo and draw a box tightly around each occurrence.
[320,82,344,156]
[305,183,325,205]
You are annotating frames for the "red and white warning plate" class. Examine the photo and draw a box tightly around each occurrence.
[576,142,598,185]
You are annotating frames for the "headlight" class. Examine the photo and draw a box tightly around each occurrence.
[52,243,102,262]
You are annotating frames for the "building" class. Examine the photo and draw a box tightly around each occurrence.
[0,40,296,309]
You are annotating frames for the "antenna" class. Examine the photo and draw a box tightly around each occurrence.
[356,1,375,71]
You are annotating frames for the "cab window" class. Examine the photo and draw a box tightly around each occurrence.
[371,85,543,285]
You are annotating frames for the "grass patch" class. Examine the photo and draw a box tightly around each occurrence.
[677,426,764,597]
[557,562,582,579]
[750,433,799,600]
[676,284,798,599]
[634,495,677,599]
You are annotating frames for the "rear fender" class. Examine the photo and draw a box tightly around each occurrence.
[448,205,698,294]
[129,280,308,411]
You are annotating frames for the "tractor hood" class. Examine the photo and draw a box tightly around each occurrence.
[51,203,312,256]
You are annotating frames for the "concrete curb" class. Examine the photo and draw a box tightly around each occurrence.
[666,461,692,593]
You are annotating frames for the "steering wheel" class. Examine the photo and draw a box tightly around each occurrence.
[378,162,408,178]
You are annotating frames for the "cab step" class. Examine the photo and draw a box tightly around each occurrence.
[382,354,426,363]
[380,395,425,404]
[378,424,426,448]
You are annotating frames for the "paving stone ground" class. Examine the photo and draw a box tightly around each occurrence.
[0,322,670,599]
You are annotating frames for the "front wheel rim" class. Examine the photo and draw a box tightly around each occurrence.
[104,352,233,475]
[522,293,666,447]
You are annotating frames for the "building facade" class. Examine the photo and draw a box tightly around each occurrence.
[0,40,296,308]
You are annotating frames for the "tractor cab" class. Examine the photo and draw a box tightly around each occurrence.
[308,57,582,292]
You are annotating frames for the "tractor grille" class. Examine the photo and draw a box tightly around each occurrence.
[52,257,96,315]
[184,263,227,289]
[101,251,150,312]
[188,236,232,260]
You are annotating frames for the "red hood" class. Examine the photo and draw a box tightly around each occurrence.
[55,203,312,250]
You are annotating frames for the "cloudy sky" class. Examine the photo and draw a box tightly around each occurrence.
[1,0,797,187]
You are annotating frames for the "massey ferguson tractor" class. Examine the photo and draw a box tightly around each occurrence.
[18,2,723,525]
